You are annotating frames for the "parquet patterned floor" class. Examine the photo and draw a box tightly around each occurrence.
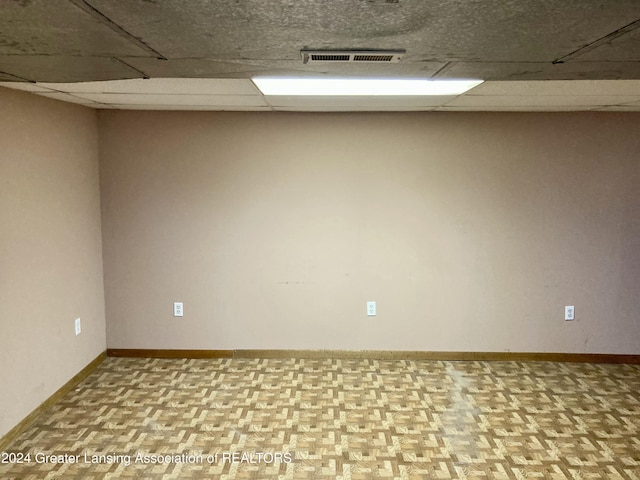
[1,357,640,479]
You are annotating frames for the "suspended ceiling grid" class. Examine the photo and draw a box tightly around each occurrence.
[1,0,640,111]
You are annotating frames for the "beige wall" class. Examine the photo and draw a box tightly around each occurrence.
[2,93,636,441]
[99,110,639,354]
[0,88,106,438]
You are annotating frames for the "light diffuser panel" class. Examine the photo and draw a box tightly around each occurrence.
[252,77,484,96]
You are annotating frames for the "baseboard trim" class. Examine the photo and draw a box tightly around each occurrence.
[0,350,107,452]
[106,349,640,364]
[107,349,234,358]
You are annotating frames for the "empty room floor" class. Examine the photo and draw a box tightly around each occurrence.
[1,357,640,479]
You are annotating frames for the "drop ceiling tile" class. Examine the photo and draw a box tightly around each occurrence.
[607,99,640,107]
[70,93,268,107]
[435,105,596,112]
[91,104,119,109]
[469,80,640,97]
[37,78,261,95]
[34,92,100,106]
[102,104,272,111]
[265,95,456,108]
[595,105,640,111]
[446,94,640,107]
[439,61,640,81]
[0,56,141,83]
[0,81,55,92]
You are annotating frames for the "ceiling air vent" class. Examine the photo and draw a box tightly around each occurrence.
[311,54,351,62]
[301,50,405,64]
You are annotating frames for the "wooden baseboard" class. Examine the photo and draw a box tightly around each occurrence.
[106,349,640,364]
[0,350,107,452]
[107,349,234,358]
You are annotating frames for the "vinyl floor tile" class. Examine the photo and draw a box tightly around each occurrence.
[1,357,640,479]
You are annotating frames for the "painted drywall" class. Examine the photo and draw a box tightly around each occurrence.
[0,87,106,438]
[99,111,640,354]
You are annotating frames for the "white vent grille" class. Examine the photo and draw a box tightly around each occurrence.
[302,50,404,64]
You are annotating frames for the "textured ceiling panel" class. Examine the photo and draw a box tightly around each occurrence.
[121,57,447,79]
[577,28,640,62]
[0,56,142,83]
[3,0,640,106]
[88,0,640,63]
[0,0,149,56]
[0,72,25,82]
[87,0,439,60]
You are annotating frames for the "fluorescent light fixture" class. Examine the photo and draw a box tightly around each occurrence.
[252,77,483,96]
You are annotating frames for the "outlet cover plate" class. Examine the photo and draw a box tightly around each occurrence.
[367,301,376,316]
[565,306,575,321]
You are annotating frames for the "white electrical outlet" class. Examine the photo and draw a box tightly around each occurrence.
[174,302,184,317]
[367,301,376,316]
[565,306,575,321]
[75,318,81,336]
